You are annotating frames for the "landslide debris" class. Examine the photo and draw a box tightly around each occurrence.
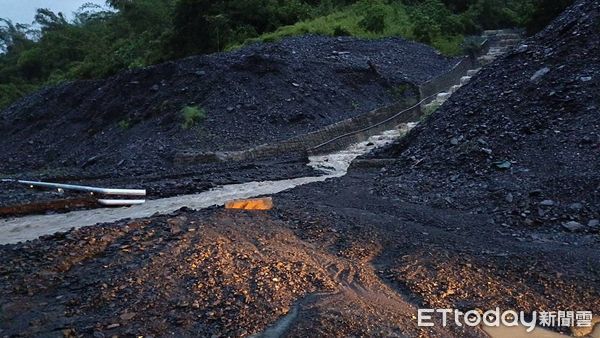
[0,209,338,337]
[372,0,600,232]
[0,36,456,178]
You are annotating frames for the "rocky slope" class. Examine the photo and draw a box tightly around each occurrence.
[0,36,456,178]
[371,0,600,232]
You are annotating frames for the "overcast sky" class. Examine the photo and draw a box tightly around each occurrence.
[0,0,107,24]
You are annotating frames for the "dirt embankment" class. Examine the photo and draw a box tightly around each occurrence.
[0,36,455,179]
[0,36,456,210]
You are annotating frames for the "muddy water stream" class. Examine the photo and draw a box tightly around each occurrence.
[0,125,413,245]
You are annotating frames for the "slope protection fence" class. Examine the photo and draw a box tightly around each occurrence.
[175,41,492,164]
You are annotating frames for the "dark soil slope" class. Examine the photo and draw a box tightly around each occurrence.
[372,0,600,231]
[0,36,456,177]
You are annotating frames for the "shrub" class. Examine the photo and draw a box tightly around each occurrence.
[181,105,206,129]
[118,118,132,130]
[412,14,441,43]
[358,6,386,33]
[333,25,351,36]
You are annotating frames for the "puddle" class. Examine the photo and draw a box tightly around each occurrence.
[0,125,414,245]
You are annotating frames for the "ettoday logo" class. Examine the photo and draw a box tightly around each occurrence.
[417,308,594,332]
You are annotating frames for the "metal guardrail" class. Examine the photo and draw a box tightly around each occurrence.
[2,179,146,206]
[98,199,147,206]
[8,180,146,196]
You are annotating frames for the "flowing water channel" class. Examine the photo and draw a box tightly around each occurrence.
[0,125,413,245]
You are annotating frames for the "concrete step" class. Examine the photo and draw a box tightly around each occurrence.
[436,92,451,101]
[483,29,520,36]
[489,46,509,54]
[497,39,521,47]
[467,68,481,77]
[478,55,497,64]
[495,33,521,40]
[449,84,462,94]
[483,29,504,36]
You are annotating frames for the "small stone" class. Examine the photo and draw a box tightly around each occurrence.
[450,137,459,145]
[119,312,136,321]
[588,219,599,227]
[516,44,528,53]
[93,332,105,338]
[505,193,514,203]
[580,76,592,82]
[494,160,512,169]
[62,329,76,337]
[226,106,234,112]
[562,221,584,232]
[539,200,555,207]
[568,203,583,211]
[106,323,120,329]
[529,189,542,196]
[530,67,550,82]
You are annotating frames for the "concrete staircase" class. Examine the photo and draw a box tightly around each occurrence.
[478,29,523,65]
[423,29,522,111]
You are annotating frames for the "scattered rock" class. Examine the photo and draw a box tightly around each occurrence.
[530,67,550,82]
[529,189,542,196]
[562,221,585,232]
[568,203,583,211]
[493,160,512,169]
[119,312,136,321]
[516,44,528,53]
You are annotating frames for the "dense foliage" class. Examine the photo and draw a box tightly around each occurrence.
[0,0,573,110]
